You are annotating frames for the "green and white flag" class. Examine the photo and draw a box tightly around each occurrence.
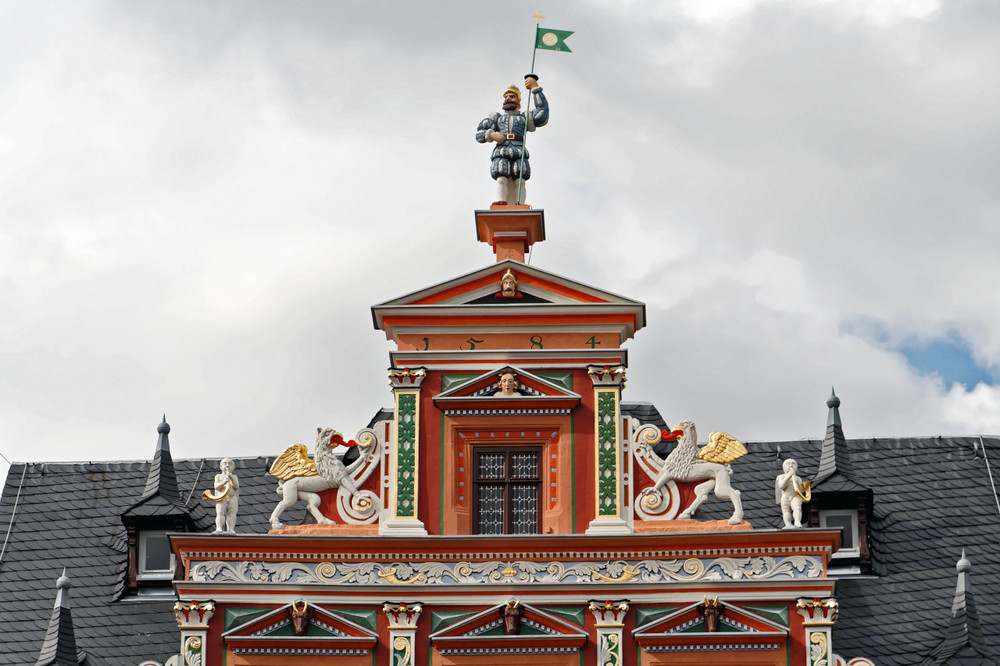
[535,27,573,52]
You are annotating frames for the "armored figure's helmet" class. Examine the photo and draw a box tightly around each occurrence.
[503,85,522,108]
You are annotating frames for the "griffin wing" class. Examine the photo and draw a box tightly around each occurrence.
[269,444,318,480]
[698,431,747,464]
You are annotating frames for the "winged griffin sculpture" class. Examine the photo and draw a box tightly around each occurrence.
[636,420,747,525]
[268,427,380,529]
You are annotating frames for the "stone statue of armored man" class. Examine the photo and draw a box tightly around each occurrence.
[476,74,549,205]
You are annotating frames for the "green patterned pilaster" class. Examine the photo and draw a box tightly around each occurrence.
[173,601,214,666]
[384,603,422,666]
[382,367,428,536]
[587,365,631,535]
[589,600,629,666]
[796,598,838,666]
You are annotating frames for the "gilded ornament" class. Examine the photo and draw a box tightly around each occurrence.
[591,564,641,583]
[376,566,427,585]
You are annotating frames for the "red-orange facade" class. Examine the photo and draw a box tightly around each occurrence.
[168,208,844,666]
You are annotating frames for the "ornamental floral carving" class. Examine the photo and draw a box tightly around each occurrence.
[190,555,821,586]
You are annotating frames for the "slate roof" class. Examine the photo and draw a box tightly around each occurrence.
[694,432,1000,665]
[2,411,999,664]
[0,437,304,665]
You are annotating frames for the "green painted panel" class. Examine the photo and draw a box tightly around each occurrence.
[441,374,478,392]
[332,608,379,631]
[743,604,790,627]
[539,606,585,627]
[634,606,682,628]
[430,610,479,633]
[224,607,270,630]
[537,372,573,391]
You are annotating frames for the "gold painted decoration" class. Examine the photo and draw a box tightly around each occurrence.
[591,564,642,583]
[200,483,230,502]
[269,443,318,480]
[183,636,203,666]
[796,479,812,502]
[698,431,747,463]
[377,566,428,585]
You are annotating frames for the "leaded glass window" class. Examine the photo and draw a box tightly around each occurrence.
[473,447,541,535]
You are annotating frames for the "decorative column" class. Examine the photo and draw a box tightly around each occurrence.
[383,602,422,666]
[589,600,629,666]
[173,601,215,666]
[586,365,631,534]
[382,367,428,536]
[796,597,839,666]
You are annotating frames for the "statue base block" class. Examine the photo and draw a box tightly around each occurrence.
[268,524,378,535]
[633,519,753,533]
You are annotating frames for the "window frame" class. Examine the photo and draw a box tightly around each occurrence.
[137,529,176,581]
[819,508,860,558]
[472,445,542,535]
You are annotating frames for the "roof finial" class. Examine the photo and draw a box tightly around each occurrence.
[957,549,971,574]
[157,414,170,435]
[827,388,841,427]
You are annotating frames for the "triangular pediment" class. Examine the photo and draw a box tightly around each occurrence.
[375,260,643,307]
[434,366,581,413]
[372,260,646,345]
[430,602,587,655]
[634,600,788,652]
[223,602,376,655]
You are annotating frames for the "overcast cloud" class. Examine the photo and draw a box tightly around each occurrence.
[2,0,999,484]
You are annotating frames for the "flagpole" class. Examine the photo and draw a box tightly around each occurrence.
[515,15,544,207]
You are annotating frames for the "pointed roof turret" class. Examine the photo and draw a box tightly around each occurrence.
[122,416,189,517]
[920,551,998,665]
[811,389,868,492]
[139,415,181,504]
[34,569,88,665]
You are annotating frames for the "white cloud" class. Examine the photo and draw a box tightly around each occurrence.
[2,1,1000,486]
[942,383,1000,434]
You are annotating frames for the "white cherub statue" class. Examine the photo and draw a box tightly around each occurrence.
[774,458,810,529]
[202,457,239,533]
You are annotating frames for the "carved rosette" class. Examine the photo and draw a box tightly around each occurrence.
[384,367,427,535]
[797,598,839,666]
[587,365,630,534]
[590,600,629,666]
[384,603,422,666]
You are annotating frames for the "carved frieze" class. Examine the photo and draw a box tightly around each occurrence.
[189,554,822,586]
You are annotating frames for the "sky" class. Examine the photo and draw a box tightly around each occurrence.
[3,0,1000,485]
